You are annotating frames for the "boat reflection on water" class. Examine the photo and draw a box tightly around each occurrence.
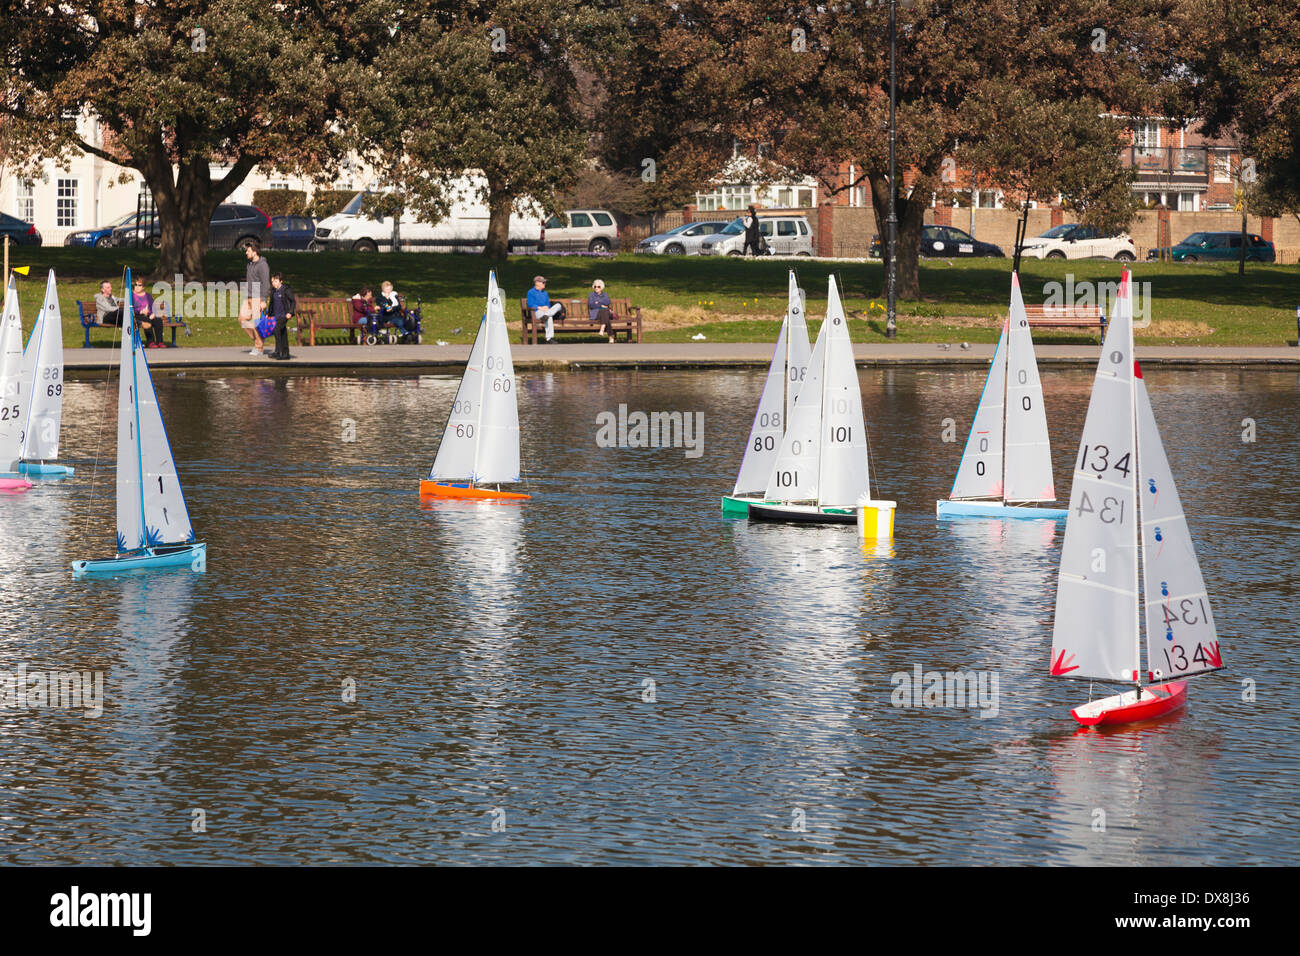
[1041,713,1221,864]
[726,517,896,840]
[112,573,196,739]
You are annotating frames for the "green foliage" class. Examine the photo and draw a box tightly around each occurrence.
[306,190,362,218]
[253,190,309,217]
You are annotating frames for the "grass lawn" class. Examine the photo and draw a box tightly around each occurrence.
[6,246,1298,349]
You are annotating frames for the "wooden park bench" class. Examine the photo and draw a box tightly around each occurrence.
[294,296,361,346]
[518,297,642,344]
[76,300,187,347]
[1022,303,1107,338]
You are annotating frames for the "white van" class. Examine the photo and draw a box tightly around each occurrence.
[312,182,542,253]
[698,215,814,256]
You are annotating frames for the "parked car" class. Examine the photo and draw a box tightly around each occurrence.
[538,209,621,253]
[634,220,731,255]
[870,225,1004,258]
[64,211,140,247]
[1146,231,1276,262]
[0,212,42,246]
[1020,224,1136,260]
[272,215,318,250]
[109,204,272,250]
[312,187,542,253]
[698,215,814,256]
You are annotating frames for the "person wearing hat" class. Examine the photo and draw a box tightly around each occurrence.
[526,275,565,342]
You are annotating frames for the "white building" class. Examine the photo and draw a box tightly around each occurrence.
[0,112,376,244]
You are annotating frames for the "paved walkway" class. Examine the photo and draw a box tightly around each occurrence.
[63,342,1299,373]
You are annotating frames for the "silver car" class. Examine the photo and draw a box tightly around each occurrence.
[634,220,731,255]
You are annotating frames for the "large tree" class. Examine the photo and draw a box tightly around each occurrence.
[600,1,1179,297]
[352,1,617,258]
[0,0,391,278]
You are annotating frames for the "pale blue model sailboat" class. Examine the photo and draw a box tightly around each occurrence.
[936,272,1067,520]
[72,269,206,576]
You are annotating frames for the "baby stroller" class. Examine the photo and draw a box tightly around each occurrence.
[364,297,424,345]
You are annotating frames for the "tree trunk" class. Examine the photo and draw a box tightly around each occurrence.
[869,173,922,301]
[483,175,513,259]
[1238,210,1247,276]
[142,148,257,281]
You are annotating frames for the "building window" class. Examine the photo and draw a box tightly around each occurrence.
[56,178,78,227]
[1133,120,1161,149]
[1177,192,1197,212]
[797,188,814,207]
[1213,153,1232,183]
[16,179,35,223]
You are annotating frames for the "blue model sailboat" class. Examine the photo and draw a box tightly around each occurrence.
[72,269,205,576]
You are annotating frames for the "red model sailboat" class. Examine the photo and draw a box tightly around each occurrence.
[1049,271,1224,727]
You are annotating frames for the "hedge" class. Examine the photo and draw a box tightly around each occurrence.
[251,189,308,217]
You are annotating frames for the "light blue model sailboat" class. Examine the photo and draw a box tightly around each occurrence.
[936,272,1067,520]
[72,268,205,576]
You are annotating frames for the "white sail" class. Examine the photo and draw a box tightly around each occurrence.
[1050,271,1140,683]
[733,318,788,495]
[1003,273,1056,502]
[116,288,194,551]
[949,320,1007,500]
[0,278,26,470]
[734,270,812,496]
[785,271,812,423]
[19,270,64,461]
[472,273,520,484]
[430,272,520,484]
[816,275,870,507]
[764,309,828,502]
[1135,373,1223,680]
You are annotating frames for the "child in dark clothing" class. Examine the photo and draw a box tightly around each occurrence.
[266,273,297,360]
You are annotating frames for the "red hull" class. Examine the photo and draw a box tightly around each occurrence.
[1072,681,1188,727]
[418,481,530,501]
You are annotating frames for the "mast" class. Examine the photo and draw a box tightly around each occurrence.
[471,284,490,485]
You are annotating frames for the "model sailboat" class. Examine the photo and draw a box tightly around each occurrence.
[1050,270,1223,726]
[420,272,529,501]
[72,268,206,576]
[0,277,34,491]
[16,270,73,477]
[749,275,889,527]
[937,273,1064,519]
[721,270,811,516]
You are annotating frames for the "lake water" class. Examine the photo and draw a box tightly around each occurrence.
[1,366,1296,865]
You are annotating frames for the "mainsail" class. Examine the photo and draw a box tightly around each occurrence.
[116,274,195,552]
[1050,272,1140,683]
[19,270,64,462]
[815,275,870,507]
[1002,273,1056,502]
[765,298,829,503]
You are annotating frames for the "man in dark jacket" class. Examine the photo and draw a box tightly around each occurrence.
[742,205,763,256]
[266,273,296,360]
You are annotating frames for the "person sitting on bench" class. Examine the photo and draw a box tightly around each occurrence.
[95,280,124,327]
[376,280,408,334]
[131,276,165,347]
[526,275,565,342]
[588,279,614,342]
